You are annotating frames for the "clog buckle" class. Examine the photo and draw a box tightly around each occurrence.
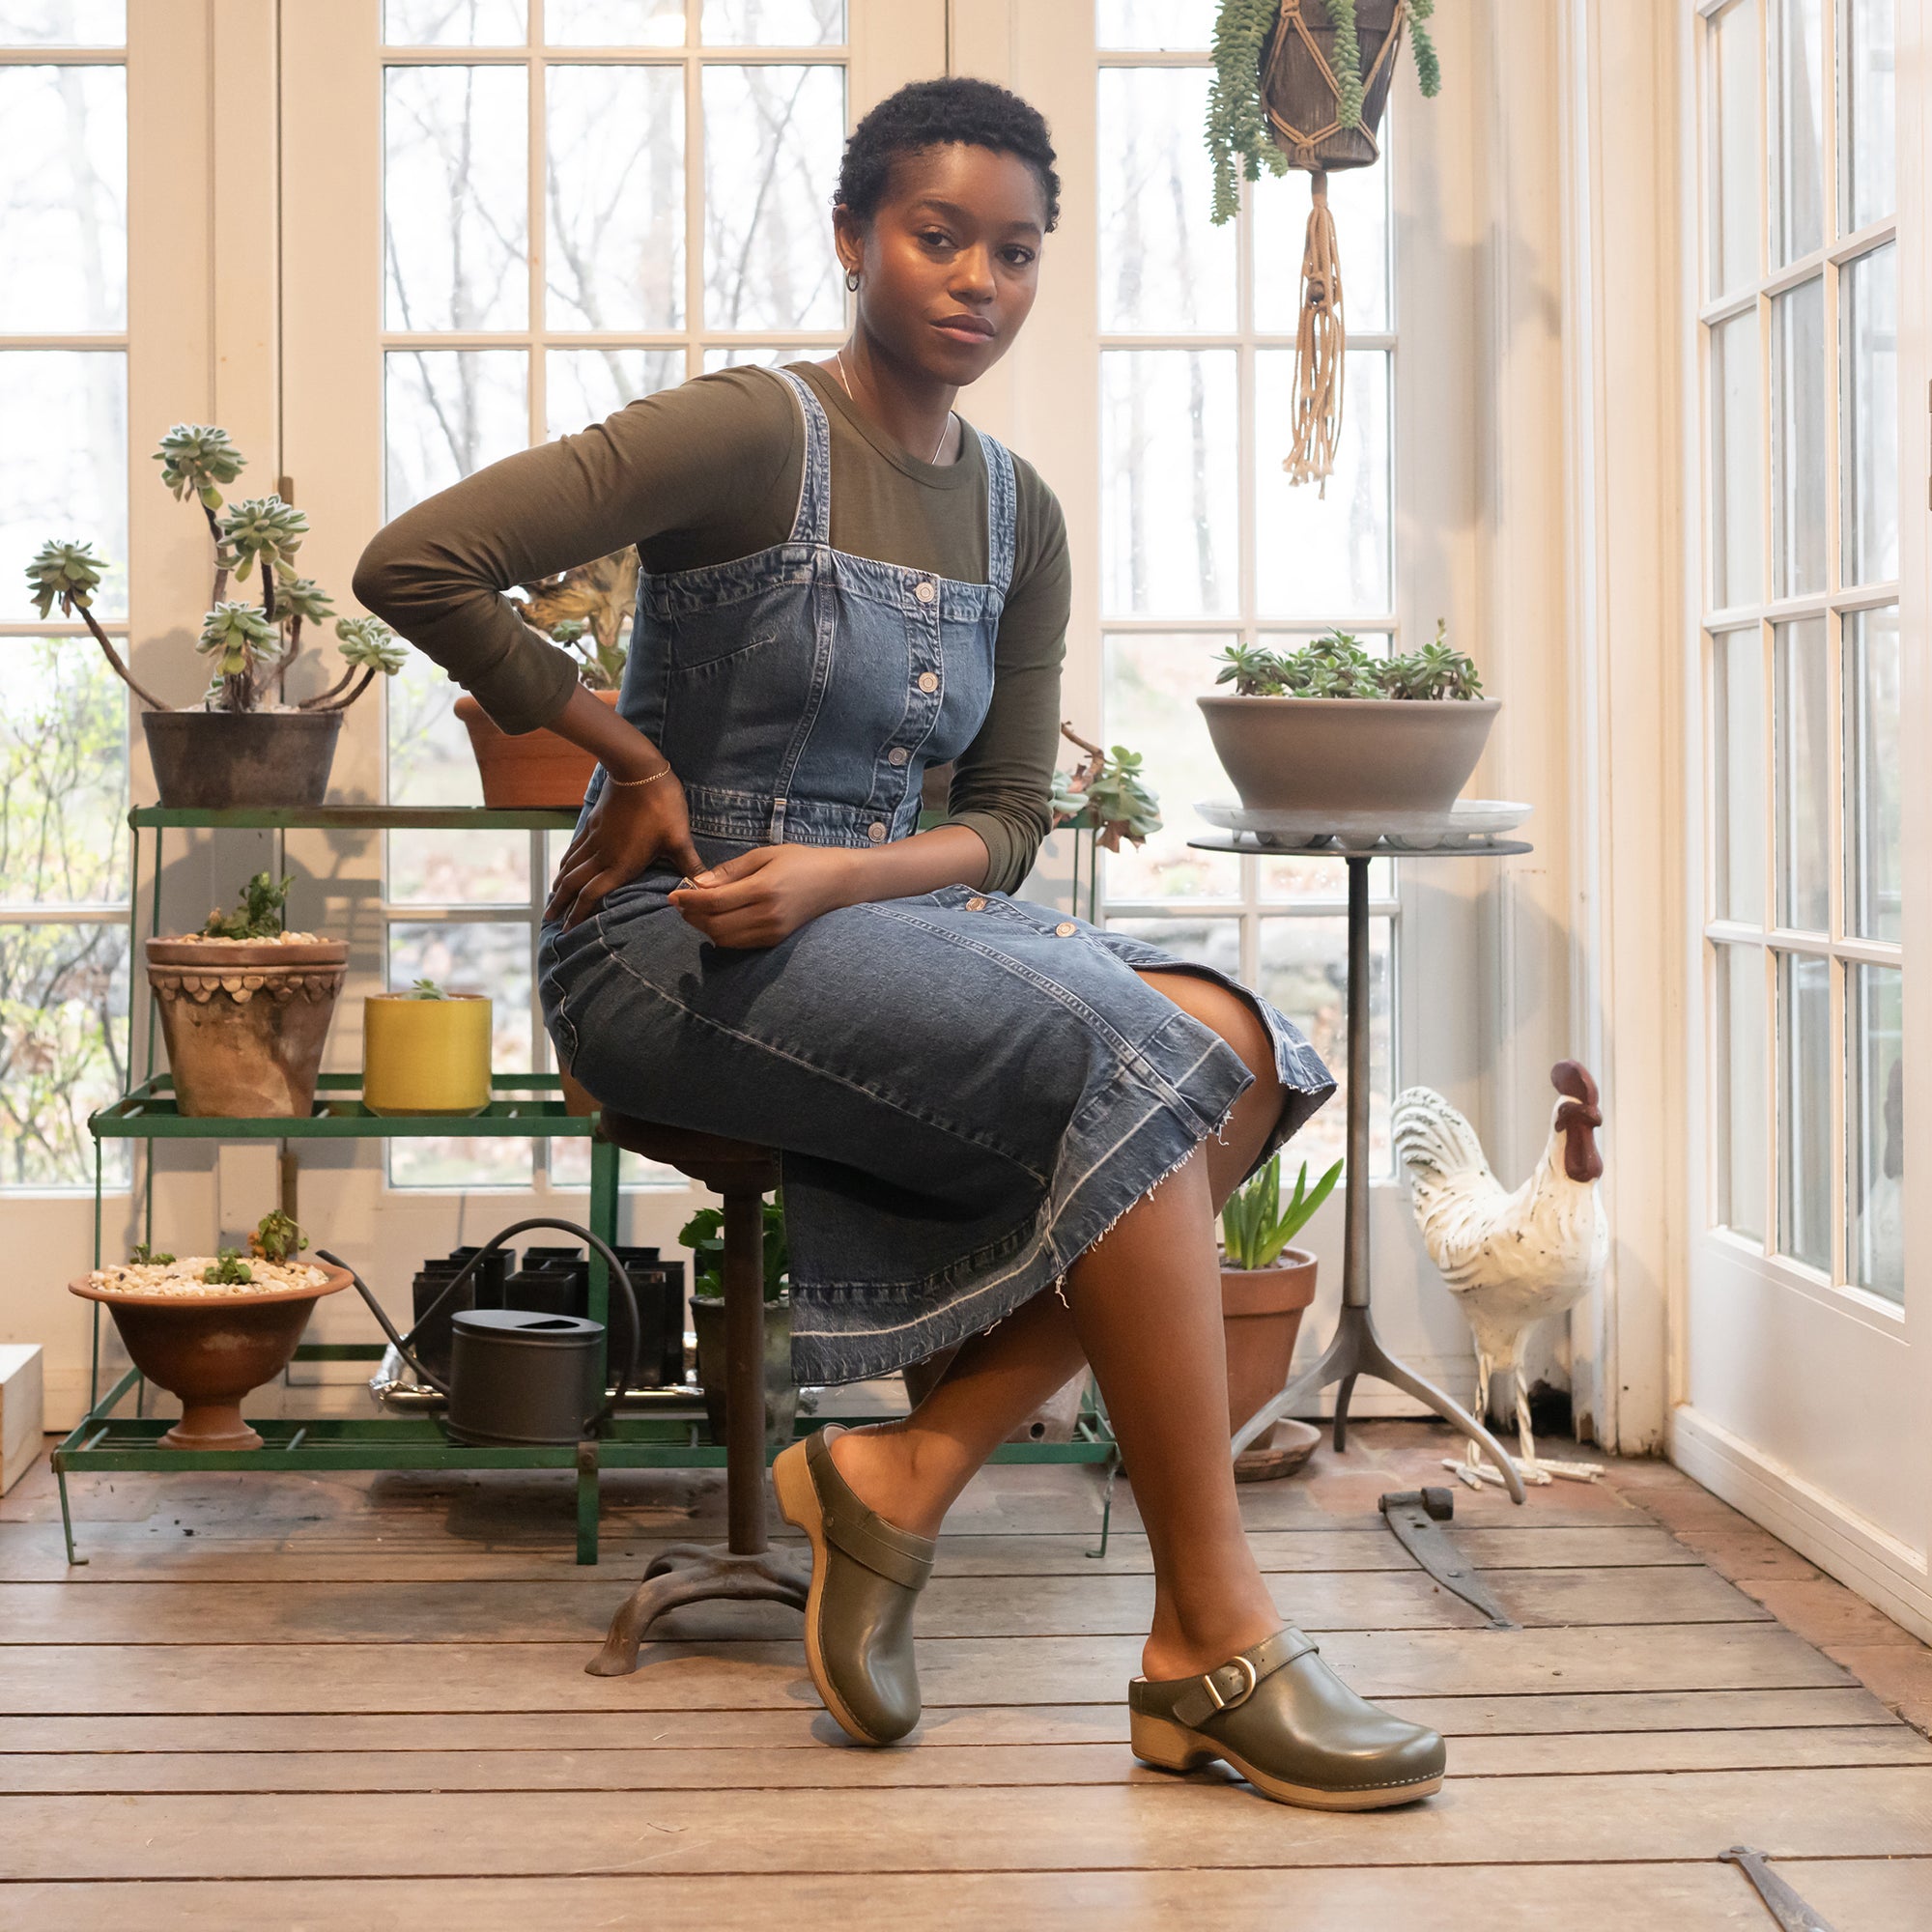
[1202,1653,1259,1714]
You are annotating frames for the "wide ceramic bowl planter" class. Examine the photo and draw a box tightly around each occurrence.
[1222,1248,1320,1479]
[454,687,617,809]
[362,992,492,1117]
[690,1293,795,1455]
[141,708,342,809]
[145,937,348,1118]
[1198,696,1499,815]
[70,1263,352,1449]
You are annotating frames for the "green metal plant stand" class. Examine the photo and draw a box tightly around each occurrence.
[55,805,1118,1568]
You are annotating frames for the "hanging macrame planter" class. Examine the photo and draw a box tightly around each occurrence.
[1263,0,1409,489]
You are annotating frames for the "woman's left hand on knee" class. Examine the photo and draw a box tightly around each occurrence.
[670,845,858,949]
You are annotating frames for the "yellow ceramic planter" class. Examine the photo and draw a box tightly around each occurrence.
[362,993,492,1117]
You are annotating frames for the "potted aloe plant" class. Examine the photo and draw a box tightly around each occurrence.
[28,424,407,808]
[683,1192,794,1454]
[146,870,348,1118]
[1200,625,1496,817]
[453,548,638,808]
[1222,1151,1343,1478]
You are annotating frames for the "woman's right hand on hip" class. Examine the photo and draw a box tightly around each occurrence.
[546,771,706,930]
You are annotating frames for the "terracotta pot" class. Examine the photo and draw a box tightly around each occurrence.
[1221,1248,1320,1440]
[70,1264,352,1450]
[1198,695,1499,815]
[141,708,343,809]
[1262,0,1406,173]
[145,938,348,1118]
[362,991,492,1117]
[454,687,618,809]
[690,1294,796,1455]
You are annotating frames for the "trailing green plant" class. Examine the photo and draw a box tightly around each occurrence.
[29,422,407,716]
[1213,622,1482,700]
[1050,725,1163,853]
[198,871,294,942]
[1208,0,1443,225]
[681,1193,788,1304]
[1221,1153,1344,1270]
[128,1241,176,1266]
[249,1210,307,1264]
[201,1247,254,1286]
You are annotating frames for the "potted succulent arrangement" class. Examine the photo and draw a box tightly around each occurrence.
[1221,1151,1343,1479]
[361,977,493,1118]
[69,1211,350,1450]
[1200,626,1495,817]
[453,547,638,809]
[29,424,407,808]
[146,870,347,1118]
[683,1192,795,1454]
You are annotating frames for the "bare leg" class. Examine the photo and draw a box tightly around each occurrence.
[830,973,1290,1678]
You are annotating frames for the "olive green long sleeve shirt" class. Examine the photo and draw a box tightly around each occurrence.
[352,361,1069,895]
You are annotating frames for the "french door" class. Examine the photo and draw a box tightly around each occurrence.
[1677,0,1932,1637]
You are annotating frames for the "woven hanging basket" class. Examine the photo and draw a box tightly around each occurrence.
[1259,0,1408,488]
[1261,0,1407,171]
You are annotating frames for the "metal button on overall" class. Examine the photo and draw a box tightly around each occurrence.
[966,896,986,911]
[867,823,887,842]
[917,671,939,694]
[1055,923,1077,937]
[888,747,908,765]
[914,580,936,603]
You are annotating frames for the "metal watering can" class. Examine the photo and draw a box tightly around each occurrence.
[321,1218,639,1447]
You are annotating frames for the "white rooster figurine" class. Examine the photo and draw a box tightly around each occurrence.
[1392,1062,1609,1487]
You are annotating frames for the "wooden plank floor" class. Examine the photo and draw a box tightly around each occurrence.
[4,1421,1930,1928]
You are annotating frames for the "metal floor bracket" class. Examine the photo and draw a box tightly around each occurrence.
[1378,1487,1517,1631]
[1719,1847,1837,1931]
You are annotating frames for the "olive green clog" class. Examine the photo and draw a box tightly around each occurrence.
[1130,1626,1445,1809]
[774,1426,936,1745]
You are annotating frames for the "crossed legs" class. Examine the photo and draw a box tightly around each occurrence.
[828,971,1290,1679]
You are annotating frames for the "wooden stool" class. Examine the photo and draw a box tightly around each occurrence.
[586,1115,810,1677]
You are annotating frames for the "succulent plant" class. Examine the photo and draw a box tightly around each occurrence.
[1215,625,1483,701]
[217,496,308,584]
[154,423,246,508]
[273,573,335,628]
[199,870,294,941]
[128,1241,176,1266]
[332,616,406,673]
[408,978,448,1000]
[1207,0,1442,226]
[36,425,409,717]
[201,1248,254,1286]
[197,601,280,681]
[25,539,104,618]
[249,1210,307,1264]
[1050,726,1164,853]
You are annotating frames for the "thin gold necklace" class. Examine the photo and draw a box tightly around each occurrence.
[834,349,952,465]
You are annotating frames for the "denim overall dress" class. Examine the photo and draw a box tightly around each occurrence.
[540,368,1334,1385]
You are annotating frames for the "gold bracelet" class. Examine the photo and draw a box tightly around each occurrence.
[604,763,673,789]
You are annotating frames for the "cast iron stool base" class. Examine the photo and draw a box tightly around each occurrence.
[587,1542,808,1676]
[584,1115,810,1678]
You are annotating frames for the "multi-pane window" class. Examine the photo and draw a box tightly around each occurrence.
[1094,2,1396,1172]
[0,2,129,1190]
[1700,0,1901,1299]
[376,0,847,1186]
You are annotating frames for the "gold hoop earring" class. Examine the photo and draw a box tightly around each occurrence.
[844,269,861,293]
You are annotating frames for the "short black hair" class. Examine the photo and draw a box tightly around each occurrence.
[835,77,1060,234]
